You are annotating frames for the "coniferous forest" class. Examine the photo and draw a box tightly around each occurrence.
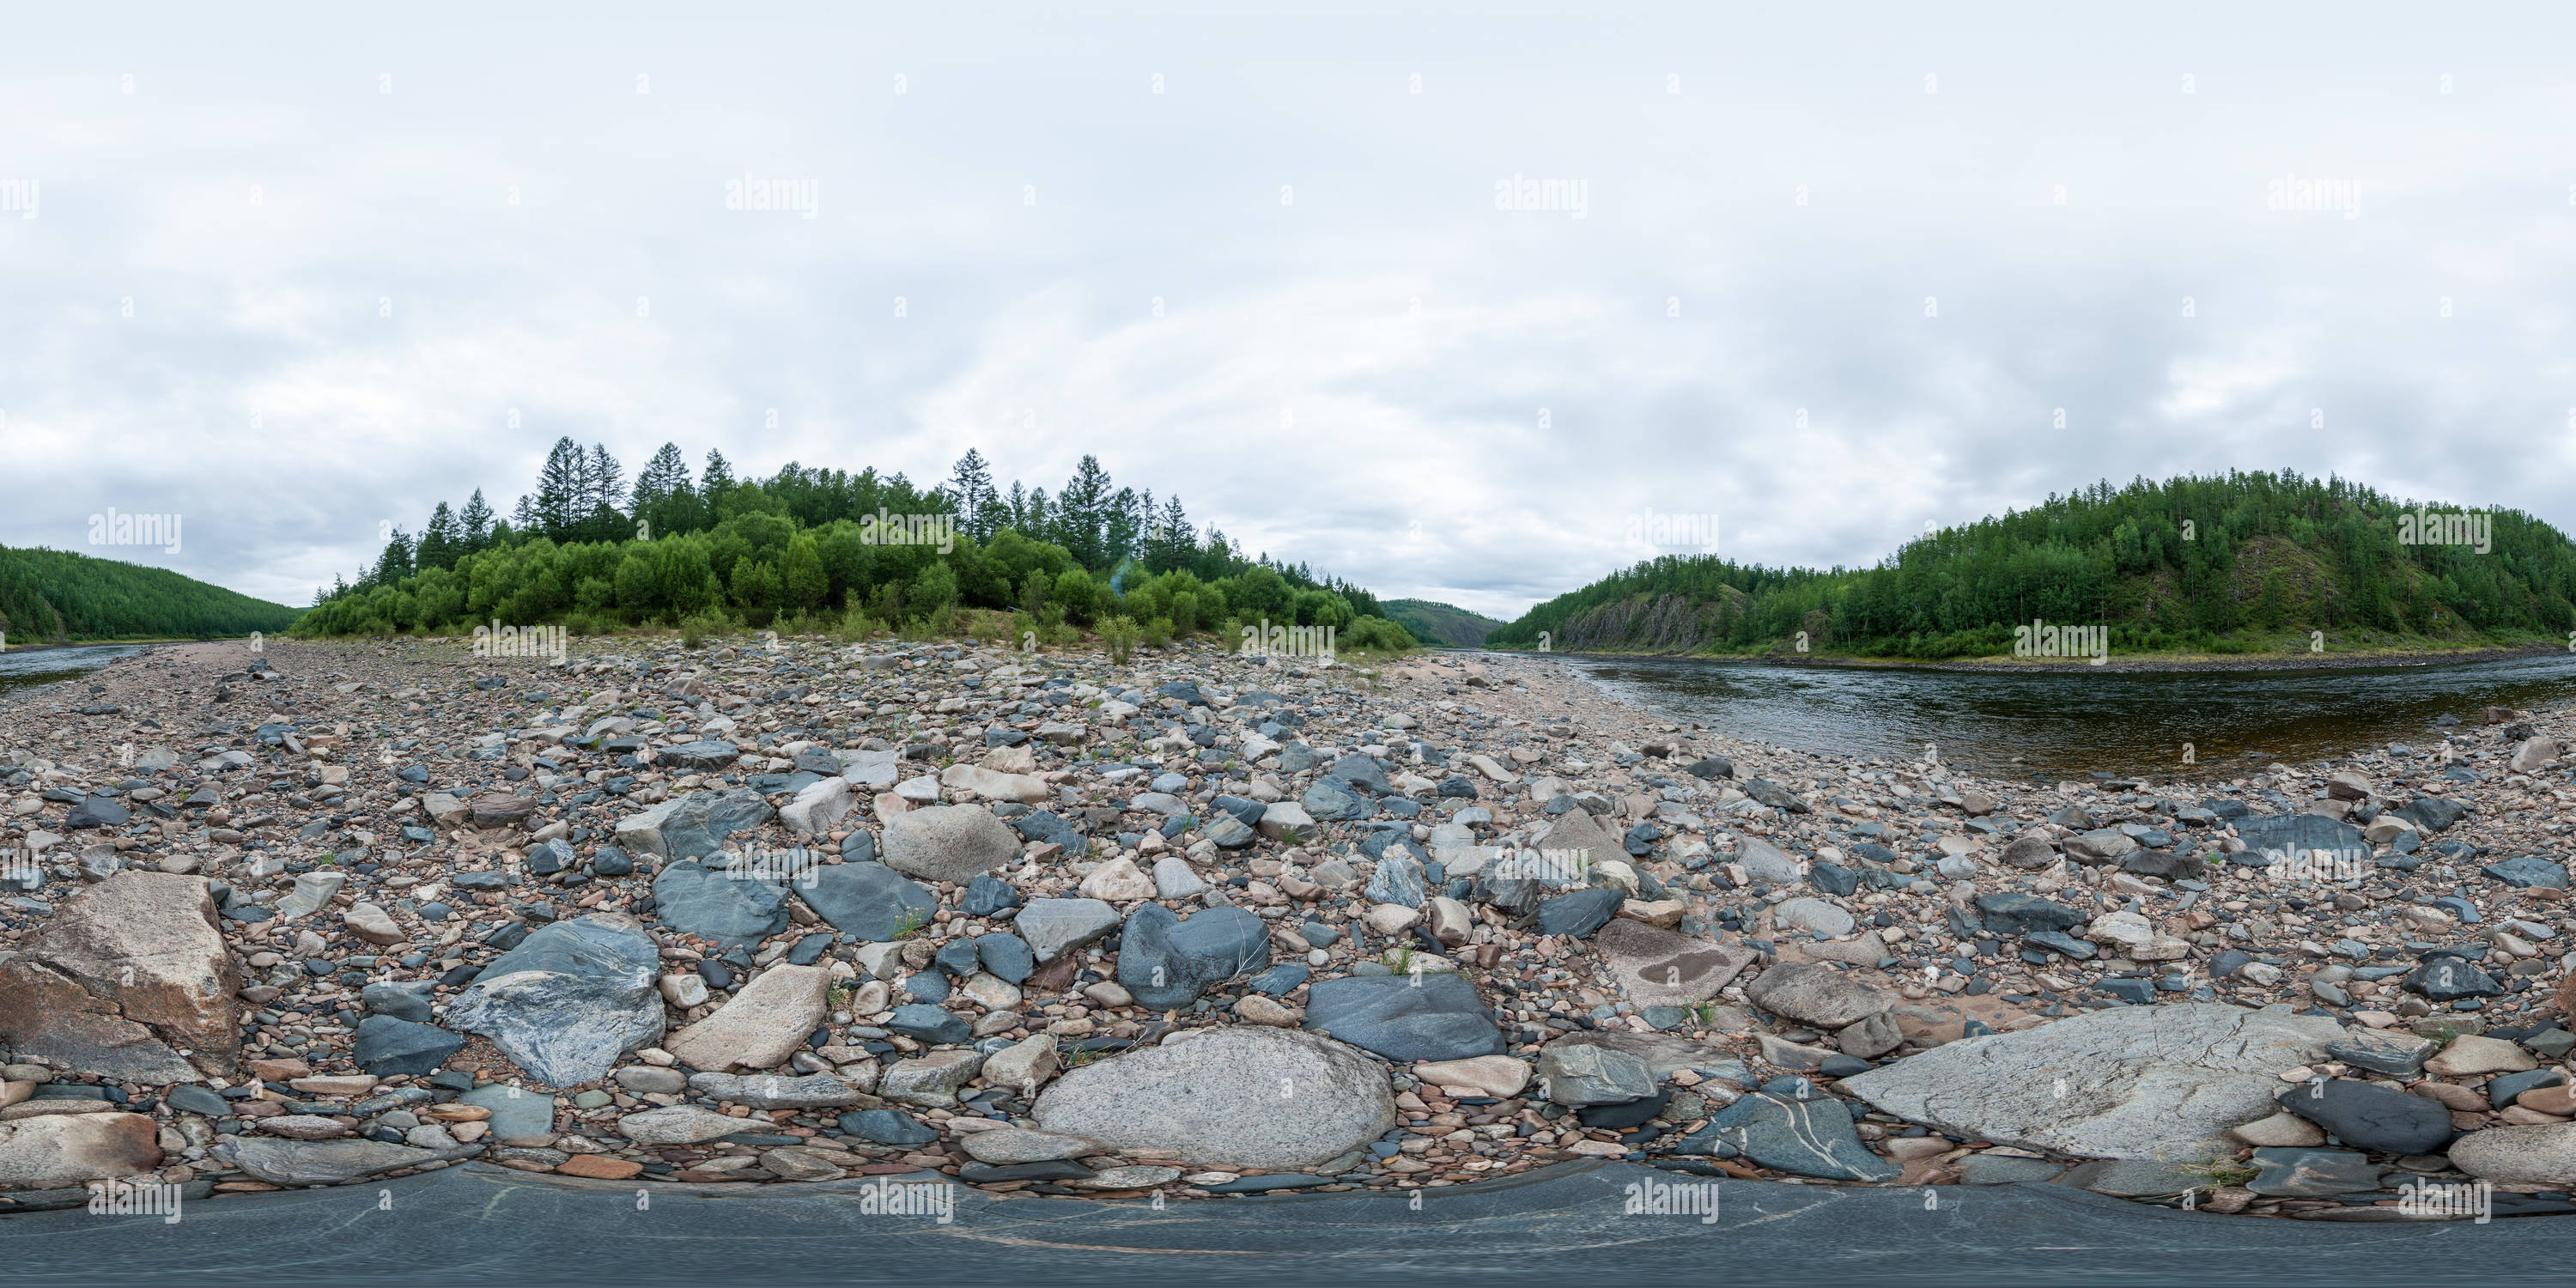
[291,440,1416,651]
[0,544,303,643]
[1486,471,2576,659]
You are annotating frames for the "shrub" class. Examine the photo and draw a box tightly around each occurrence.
[680,611,725,649]
[1100,615,1140,664]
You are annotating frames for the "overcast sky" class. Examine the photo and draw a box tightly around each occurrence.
[5,2,2573,621]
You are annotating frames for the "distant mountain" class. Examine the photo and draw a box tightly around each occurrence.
[0,544,302,643]
[1486,471,2576,659]
[1383,598,1504,648]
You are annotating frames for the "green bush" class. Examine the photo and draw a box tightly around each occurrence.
[1101,615,1140,664]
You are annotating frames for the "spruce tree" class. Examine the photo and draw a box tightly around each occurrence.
[459,489,495,550]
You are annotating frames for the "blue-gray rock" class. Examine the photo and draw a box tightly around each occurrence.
[1973,892,2083,936]
[2404,956,2504,1001]
[590,847,634,878]
[1364,856,1429,908]
[165,1084,230,1117]
[2326,1029,2434,1077]
[361,980,438,1024]
[1535,887,1624,939]
[1675,1090,1900,1181]
[2275,1078,2452,1155]
[2247,1147,2382,1196]
[649,860,789,947]
[1012,811,1091,859]
[1303,973,1503,1062]
[2393,797,2470,833]
[1117,905,1270,1009]
[2232,814,2368,867]
[1015,898,1121,963]
[65,796,131,829]
[1203,815,1257,849]
[2483,856,2568,890]
[885,1005,970,1045]
[351,1016,465,1075]
[444,913,665,1086]
[838,1108,939,1145]
[798,862,937,941]
[655,740,744,772]
[959,874,1020,917]
[1684,757,1734,781]
[836,830,876,864]
[620,789,775,860]
[976,933,1036,984]
[1302,779,1367,821]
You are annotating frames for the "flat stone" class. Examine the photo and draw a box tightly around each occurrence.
[0,1112,161,1189]
[958,1127,1100,1165]
[1841,1003,2342,1161]
[351,1017,464,1076]
[212,1138,477,1186]
[798,862,937,941]
[1593,920,1758,1007]
[1676,1087,1901,1182]
[662,964,832,1072]
[2425,1033,2538,1077]
[1116,905,1269,1010]
[616,789,773,860]
[1014,899,1121,963]
[689,1072,866,1109]
[1304,973,1503,1062]
[879,1050,986,1108]
[1536,1041,1657,1106]
[1746,963,1895,1030]
[648,860,789,949]
[2326,1029,2434,1077]
[1412,1054,1531,1097]
[616,1106,752,1145]
[881,805,1021,884]
[1773,898,1854,939]
[459,1084,557,1145]
[0,872,241,1084]
[2275,1078,2452,1155]
[1034,1026,1395,1171]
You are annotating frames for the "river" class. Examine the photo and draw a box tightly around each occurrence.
[1546,650,2576,782]
[0,644,147,702]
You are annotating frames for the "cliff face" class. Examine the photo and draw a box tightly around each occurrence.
[1551,586,1753,652]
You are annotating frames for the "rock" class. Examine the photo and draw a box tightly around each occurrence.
[2510,738,2561,772]
[2427,1033,2537,1076]
[445,913,664,1087]
[881,805,1020,884]
[879,1050,986,1107]
[779,777,854,836]
[1972,892,2083,936]
[344,903,406,946]
[886,1004,970,1045]
[981,1033,1060,1098]
[689,1072,865,1109]
[1535,887,1625,939]
[1413,1055,1530,1097]
[1034,1026,1395,1171]
[2275,1078,2453,1155]
[959,1127,1099,1164]
[1592,920,1757,1008]
[1151,856,1210,900]
[0,872,240,1083]
[2482,856,2568,890]
[939,764,1049,805]
[274,870,346,920]
[1676,1085,1901,1182]
[1733,836,1802,886]
[1958,1154,2065,1184]
[1841,1003,2342,1161]
[0,1112,161,1190]
[2059,1158,2208,1197]
[1255,802,1315,841]
[212,1138,477,1186]
[837,1109,939,1146]
[1303,973,1503,1062]
[459,1084,557,1145]
[1078,857,1157,902]
[616,1106,753,1145]
[1746,963,1894,1030]
[2064,829,2140,865]
[2230,1110,2327,1147]
[615,789,774,860]
[648,860,789,948]
[2404,957,2504,1001]
[1535,1042,1657,1106]
[654,740,743,772]
[1999,835,2060,870]
[797,862,937,941]
[1116,905,1270,1009]
[2246,1147,2382,1196]
[2326,1028,2435,1077]
[662,964,832,1072]
[1836,1012,1903,1060]
[1015,899,1121,963]
[2450,1124,2576,1184]
[351,1017,465,1075]
[2232,815,2368,867]
[1772,898,1854,939]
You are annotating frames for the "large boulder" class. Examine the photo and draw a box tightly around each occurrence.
[663,964,832,1072]
[1014,899,1121,963]
[1116,905,1269,1009]
[881,805,1020,884]
[444,913,664,1087]
[1034,1027,1395,1170]
[0,872,240,1083]
[1745,962,1896,1030]
[2451,1124,2576,1184]
[797,862,937,941]
[1840,1003,2342,1160]
[214,1137,481,1186]
[779,778,854,837]
[0,1112,162,1190]
[1594,920,1759,1007]
[1304,973,1504,1062]
[2232,814,2367,866]
[615,789,775,861]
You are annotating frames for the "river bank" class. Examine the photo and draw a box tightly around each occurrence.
[1499,640,2574,675]
[3,634,2574,1222]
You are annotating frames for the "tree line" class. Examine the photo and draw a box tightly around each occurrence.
[295,441,1413,651]
[0,544,303,642]
[1486,470,2576,658]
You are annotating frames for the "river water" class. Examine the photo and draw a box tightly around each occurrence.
[1546,650,2576,783]
[0,644,146,701]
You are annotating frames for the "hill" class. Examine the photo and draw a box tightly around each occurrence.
[1383,598,1504,648]
[1485,471,2576,660]
[0,544,304,643]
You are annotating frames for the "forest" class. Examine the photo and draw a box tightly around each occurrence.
[1485,471,2576,659]
[0,544,303,643]
[291,441,1415,652]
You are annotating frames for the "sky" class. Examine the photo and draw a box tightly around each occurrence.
[3,1,2573,622]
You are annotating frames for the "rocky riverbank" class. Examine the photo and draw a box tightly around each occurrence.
[3,633,2573,1221]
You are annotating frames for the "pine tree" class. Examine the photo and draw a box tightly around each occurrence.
[536,437,585,538]
[1055,455,1113,568]
[371,528,416,586]
[1104,486,1142,567]
[945,449,998,540]
[459,489,495,550]
[1151,495,1194,572]
[1002,482,1029,534]
[586,443,624,541]
[510,494,539,533]
[632,443,691,538]
[417,502,462,571]
[702,450,738,513]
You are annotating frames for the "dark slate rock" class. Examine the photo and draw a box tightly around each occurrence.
[838,1109,939,1146]
[1327,754,1394,794]
[1973,893,2083,936]
[1247,963,1309,995]
[960,874,1021,917]
[2489,1068,2566,1109]
[165,1084,230,1116]
[65,796,131,829]
[1683,757,1735,781]
[1577,1090,1672,1130]
[975,933,1036,984]
[1808,863,1857,897]
[590,847,634,878]
[2233,814,2368,866]
[1674,1091,1901,1181]
[1303,973,1503,1062]
[885,1005,970,1045]
[2483,856,2568,890]
[1534,887,1624,939]
[2276,1078,2452,1154]
[1200,1173,1335,1194]
[1364,855,1430,908]
[2404,957,2505,1001]
[2121,850,2205,881]
[1116,905,1270,1009]
[361,980,438,1024]
[351,1016,464,1075]
[1012,811,1091,859]
[656,740,743,771]
[2394,797,2470,834]
[650,860,790,947]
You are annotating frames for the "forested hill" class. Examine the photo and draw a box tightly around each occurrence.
[1383,598,1504,647]
[0,545,304,642]
[1485,471,2576,659]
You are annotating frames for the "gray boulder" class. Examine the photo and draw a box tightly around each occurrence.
[1304,973,1503,1062]
[445,913,665,1087]
[882,805,1021,884]
[214,1138,482,1186]
[1035,1026,1394,1170]
[798,862,937,940]
[1116,905,1269,1009]
[649,860,789,947]
[616,789,775,860]
[1015,898,1121,963]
